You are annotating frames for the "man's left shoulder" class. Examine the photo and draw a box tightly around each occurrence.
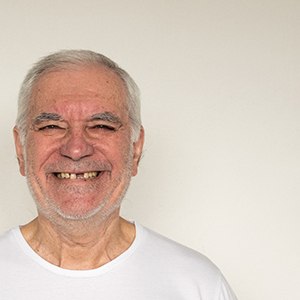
[135,224,238,299]
[138,224,221,276]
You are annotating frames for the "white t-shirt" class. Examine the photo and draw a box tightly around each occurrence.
[0,223,237,299]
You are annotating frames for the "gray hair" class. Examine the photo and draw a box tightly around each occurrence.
[16,49,142,144]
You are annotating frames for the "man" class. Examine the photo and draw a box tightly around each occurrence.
[0,50,237,299]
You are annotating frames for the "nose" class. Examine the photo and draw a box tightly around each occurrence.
[59,128,94,161]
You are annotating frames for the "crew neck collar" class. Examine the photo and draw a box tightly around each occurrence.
[12,221,144,277]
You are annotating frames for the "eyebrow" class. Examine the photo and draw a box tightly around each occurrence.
[32,113,63,124]
[89,112,122,124]
[32,112,122,125]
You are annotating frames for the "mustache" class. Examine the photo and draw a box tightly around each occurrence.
[44,160,112,173]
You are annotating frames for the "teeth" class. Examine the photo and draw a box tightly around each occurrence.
[56,172,98,179]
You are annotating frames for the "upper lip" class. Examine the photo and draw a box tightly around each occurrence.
[45,161,112,174]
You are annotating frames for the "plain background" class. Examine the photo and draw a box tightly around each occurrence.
[0,1,299,299]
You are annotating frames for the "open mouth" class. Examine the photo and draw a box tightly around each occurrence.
[54,171,100,180]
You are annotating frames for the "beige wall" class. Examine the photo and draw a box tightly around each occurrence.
[0,1,299,299]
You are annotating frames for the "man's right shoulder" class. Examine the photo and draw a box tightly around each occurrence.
[0,228,15,243]
[0,228,21,263]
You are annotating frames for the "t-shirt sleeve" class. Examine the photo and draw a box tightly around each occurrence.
[215,273,238,300]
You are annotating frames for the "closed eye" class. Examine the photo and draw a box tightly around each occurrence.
[91,124,116,131]
[38,125,64,131]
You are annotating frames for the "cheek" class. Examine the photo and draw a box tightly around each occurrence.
[25,137,59,172]
[115,137,133,158]
[103,144,133,174]
[97,132,133,159]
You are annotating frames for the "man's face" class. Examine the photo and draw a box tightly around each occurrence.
[14,65,144,222]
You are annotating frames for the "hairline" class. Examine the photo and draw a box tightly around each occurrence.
[16,51,141,144]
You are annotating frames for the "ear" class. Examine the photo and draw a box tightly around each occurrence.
[131,126,145,176]
[13,126,26,176]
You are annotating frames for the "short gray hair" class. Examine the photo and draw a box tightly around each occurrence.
[16,49,142,143]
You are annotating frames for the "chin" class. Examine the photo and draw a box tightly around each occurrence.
[55,203,109,221]
[36,193,122,224]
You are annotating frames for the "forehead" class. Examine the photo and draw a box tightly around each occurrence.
[30,65,128,116]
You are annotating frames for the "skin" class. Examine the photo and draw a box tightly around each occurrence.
[13,65,144,270]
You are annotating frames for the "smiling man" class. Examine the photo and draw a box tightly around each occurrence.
[0,50,237,299]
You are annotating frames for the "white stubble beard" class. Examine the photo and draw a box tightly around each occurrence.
[24,144,134,228]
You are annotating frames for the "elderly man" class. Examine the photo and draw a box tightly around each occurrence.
[0,50,237,299]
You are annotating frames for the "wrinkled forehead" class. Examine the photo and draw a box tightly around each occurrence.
[29,65,129,115]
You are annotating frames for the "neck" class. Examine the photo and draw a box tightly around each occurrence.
[21,212,135,270]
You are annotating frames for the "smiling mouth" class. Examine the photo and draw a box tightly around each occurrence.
[54,172,100,180]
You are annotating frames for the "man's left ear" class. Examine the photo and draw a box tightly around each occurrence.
[13,126,26,176]
[132,127,145,176]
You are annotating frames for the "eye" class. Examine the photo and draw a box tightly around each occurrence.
[38,124,63,131]
[31,122,67,137]
[91,124,116,131]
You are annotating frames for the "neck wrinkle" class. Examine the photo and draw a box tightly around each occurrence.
[20,214,136,270]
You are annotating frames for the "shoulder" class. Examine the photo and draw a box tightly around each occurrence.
[0,228,20,273]
[0,227,25,265]
[137,224,221,278]
[0,228,16,249]
[0,228,21,258]
[134,224,238,299]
